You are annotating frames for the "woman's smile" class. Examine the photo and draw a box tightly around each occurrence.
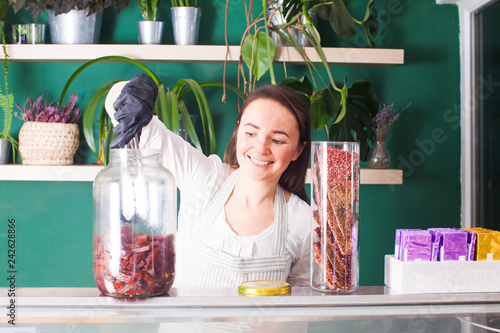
[248,155,274,166]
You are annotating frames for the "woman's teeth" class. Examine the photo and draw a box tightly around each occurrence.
[250,157,271,165]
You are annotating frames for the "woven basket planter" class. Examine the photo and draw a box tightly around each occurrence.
[19,122,79,165]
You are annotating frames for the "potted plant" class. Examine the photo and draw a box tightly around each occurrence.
[9,0,129,44]
[170,0,200,45]
[0,25,19,164]
[227,0,380,160]
[15,93,81,165]
[136,0,164,44]
[58,55,246,164]
[0,0,10,43]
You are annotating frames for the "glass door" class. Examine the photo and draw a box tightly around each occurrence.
[476,2,500,230]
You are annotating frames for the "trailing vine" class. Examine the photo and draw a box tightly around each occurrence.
[0,23,19,163]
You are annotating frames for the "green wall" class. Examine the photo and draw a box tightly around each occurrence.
[0,0,460,287]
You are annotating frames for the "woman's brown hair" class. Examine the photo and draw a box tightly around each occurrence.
[224,84,311,203]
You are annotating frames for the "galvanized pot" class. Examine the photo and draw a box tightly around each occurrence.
[47,9,102,44]
[0,138,11,164]
[171,7,201,45]
[137,21,165,44]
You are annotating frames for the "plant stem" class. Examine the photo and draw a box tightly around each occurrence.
[262,0,276,85]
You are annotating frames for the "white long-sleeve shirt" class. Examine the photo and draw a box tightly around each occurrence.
[139,117,311,286]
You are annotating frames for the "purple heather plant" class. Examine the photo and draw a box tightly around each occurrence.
[372,102,412,129]
[15,93,81,123]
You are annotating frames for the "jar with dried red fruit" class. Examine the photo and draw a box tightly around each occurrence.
[93,149,176,297]
[310,142,360,293]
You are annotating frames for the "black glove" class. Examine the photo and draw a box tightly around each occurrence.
[110,73,159,148]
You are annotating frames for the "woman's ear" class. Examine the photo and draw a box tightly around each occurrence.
[291,141,307,161]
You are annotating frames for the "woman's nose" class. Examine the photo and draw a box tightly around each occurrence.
[254,136,271,153]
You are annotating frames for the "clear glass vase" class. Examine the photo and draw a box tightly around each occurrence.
[310,142,360,293]
[93,149,177,297]
[367,126,390,169]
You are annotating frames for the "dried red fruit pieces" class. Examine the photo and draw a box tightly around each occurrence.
[312,146,358,292]
[94,226,175,296]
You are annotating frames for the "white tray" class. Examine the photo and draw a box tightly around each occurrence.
[384,255,500,294]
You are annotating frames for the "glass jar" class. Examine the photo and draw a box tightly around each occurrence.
[310,142,360,293]
[93,149,176,297]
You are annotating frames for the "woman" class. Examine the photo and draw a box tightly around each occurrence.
[106,74,312,287]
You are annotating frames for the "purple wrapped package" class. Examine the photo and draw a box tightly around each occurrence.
[428,228,468,261]
[462,229,476,261]
[430,232,442,261]
[400,229,432,262]
[395,229,415,260]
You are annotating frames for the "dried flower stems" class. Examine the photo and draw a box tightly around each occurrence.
[15,93,81,123]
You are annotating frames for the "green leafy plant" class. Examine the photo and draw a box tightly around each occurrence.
[227,0,380,161]
[280,0,379,48]
[0,0,8,21]
[171,0,197,6]
[0,25,19,163]
[60,56,246,164]
[136,0,158,20]
[280,76,378,160]
[9,0,129,21]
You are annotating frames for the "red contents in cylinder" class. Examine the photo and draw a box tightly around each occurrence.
[94,225,175,296]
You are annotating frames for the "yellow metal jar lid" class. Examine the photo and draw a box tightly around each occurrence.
[238,280,291,296]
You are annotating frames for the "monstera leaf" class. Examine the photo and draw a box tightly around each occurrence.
[328,80,379,160]
[282,77,379,161]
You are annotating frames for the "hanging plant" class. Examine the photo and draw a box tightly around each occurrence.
[0,25,19,163]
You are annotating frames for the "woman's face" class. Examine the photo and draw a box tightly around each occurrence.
[236,98,304,183]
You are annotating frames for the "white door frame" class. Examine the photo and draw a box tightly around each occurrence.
[437,0,496,228]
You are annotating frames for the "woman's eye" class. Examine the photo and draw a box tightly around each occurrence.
[272,138,285,145]
[245,132,255,137]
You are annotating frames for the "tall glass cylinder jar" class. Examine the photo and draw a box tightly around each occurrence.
[93,149,176,297]
[310,142,360,293]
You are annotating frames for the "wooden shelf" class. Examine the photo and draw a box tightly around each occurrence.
[5,44,404,66]
[305,168,403,185]
[0,165,403,184]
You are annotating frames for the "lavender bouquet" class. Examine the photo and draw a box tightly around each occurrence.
[367,102,411,169]
[372,103,412,130]
[15,93,81,123]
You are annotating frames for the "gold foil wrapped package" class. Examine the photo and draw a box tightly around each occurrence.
[462,228,500,261]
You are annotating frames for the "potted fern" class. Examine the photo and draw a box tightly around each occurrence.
[171,0,200,45]
[0,25,18,164]
[136,0,164,44]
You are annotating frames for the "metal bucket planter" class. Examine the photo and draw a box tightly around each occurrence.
[171,7,201,45]
[0,138,11,164]
[47,9,102,44]
[137,21,165,44]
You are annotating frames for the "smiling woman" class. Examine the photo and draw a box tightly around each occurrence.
[106,80,312,288]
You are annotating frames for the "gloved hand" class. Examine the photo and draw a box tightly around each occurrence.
[109,73,158,148]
